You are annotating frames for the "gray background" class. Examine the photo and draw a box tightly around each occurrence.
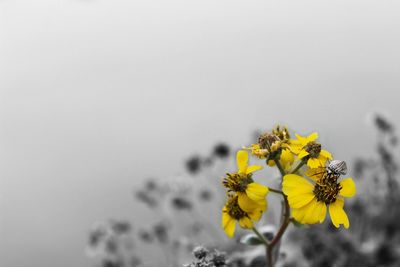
[1,0,399,266]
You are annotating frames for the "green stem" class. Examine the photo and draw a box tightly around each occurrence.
[290,160,306,174]
[268,188,284,195]
[252,227,269,246]
[273,159,285,177]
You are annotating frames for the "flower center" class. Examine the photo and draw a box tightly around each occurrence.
[223,173,253,192]
[226,196,247,220]
[304,141,321,158]
[313,180,342,204]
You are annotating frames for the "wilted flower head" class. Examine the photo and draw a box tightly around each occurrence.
[183,246,227,267]
[272,125,291,142]
[213,143,230,158]
[171,196,193,211]
[111,220,131,234]
[138,229,154,243]
[374,114,394,133]
[199,189,213,201]
[145,179,158,191]
[135,190,158,208]
[246,126,294,171]
[186,155,202,174]
[153,222,169,243]
[193,246,209,259]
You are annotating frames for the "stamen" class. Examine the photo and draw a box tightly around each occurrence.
[226,196,247,220]
[313,180,342,204]
[222,173,253,192]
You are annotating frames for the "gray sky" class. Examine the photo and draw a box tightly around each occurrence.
[1,0,400,266]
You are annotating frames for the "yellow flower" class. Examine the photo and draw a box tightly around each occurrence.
[222,151,269,211]
[282,173,356,228]
[266,148,295,171]
[221,194,264,237]
[289,132,332,168]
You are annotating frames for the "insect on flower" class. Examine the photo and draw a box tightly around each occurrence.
[305,160,348,184]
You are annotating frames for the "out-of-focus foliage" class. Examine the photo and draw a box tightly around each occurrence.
[86,220,141,267]
[183,246,227,267]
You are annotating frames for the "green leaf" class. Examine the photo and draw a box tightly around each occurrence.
[239,234,264,246]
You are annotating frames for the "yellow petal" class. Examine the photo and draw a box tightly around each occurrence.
[246,183,269,203]
[289,142,303,154]
[248,207,265,221]
[292,199,326,224]
[317,155,329,166]
[239,217,253,229]
[305,167,326,182]
[329,198,349,229]
[287,192,316,209]
[246,165,263,174]
[222,210,236,237]
[307,158,322,169]
[283,174,315,208]
[316,201,327,223]
[292,208,306,224]
[339,178,356,198]
[281,149,295,170]
[282,174,314,195]
[237,150,248,173]
[306,132,318,142]
[295,134,307,144]
[301,199,321,224]
[221,207,230,227]
[238,193,263,212]
[305,200,327,224]
[298,150,309,159]
[292,204,309,224]
[320,149,332,160]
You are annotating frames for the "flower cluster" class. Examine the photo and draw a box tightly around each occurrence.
[221,125,357,242]
[221,150,269,237]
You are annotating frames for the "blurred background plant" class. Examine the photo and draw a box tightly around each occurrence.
[86,113,399,267]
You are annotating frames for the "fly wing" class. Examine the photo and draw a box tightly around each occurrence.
[305,167,327,181]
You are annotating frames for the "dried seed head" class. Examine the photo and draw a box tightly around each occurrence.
[193,246,209,259]
[258,133,279,150]
[211,250,227,267]
[272,125,290,142]
[213,143,230,158]
[186,156,202,174]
